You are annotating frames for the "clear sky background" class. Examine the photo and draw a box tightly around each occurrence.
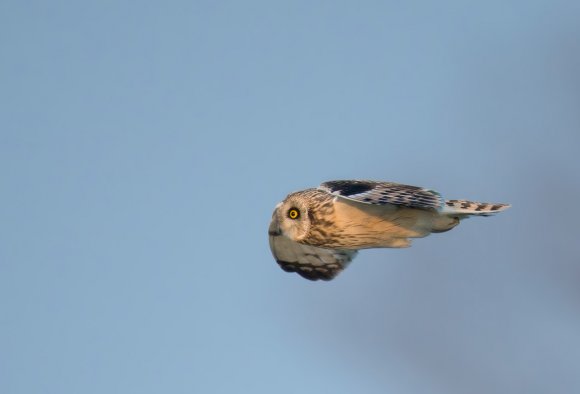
[2,1,580,393]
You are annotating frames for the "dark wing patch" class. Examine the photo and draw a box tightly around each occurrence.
[325,181,375,196]
[269,232,357,281]
[319,180,444,210]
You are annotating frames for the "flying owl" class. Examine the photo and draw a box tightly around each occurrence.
[268,180,510,281]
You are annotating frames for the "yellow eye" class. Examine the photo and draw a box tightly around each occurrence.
[287,208,300,220]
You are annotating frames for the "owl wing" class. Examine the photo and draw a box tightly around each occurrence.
[269,231,357,281]
[319,180,444,210]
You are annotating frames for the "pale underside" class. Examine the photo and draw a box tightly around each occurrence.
[315,197,458,249]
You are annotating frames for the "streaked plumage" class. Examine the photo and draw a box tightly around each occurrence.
[269,180,510,281]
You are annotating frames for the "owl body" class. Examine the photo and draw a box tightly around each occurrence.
[269,180,510,281]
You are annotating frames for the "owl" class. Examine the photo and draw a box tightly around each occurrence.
[269,180,510,281]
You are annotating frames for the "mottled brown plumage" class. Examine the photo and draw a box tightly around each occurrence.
[269,180,510,281]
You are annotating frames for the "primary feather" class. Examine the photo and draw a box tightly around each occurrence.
[319,180,444,210]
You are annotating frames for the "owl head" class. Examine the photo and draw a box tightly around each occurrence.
[269,192,312,242]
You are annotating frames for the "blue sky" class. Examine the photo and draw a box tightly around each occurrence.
[2,1,580,393]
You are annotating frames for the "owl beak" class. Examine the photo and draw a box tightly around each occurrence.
[268,216,282,236]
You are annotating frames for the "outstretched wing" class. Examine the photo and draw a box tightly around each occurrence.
[319,180,444,210]
[269,231,357,281]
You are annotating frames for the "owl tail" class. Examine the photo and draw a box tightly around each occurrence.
[442,199,511,216]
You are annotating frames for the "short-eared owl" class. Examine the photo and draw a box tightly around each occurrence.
[269,180,510,281]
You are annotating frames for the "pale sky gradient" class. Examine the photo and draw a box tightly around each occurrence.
[2,1,580,393]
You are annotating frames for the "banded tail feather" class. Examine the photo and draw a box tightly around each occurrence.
[443,199,511,216]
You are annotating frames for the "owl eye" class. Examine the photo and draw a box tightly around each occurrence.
[287,208,300,220]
